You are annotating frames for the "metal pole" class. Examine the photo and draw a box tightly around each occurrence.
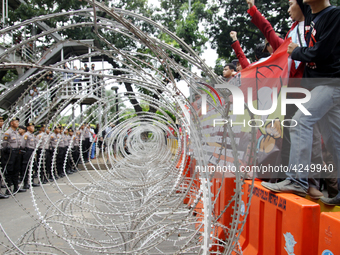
[189,0,191,13]
[2,0,5,24]
[6,0,8,22]
[115,88,119,124]
[80,103,83,123]
[72,104,75,131]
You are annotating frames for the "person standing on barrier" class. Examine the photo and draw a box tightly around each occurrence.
[0,116,9,199]
[261,0,340,205]
[2,117,27,196]
[22,123,40,189]
[245,0,324,199]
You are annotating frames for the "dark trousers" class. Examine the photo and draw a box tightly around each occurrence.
[22,149,34,186]
[51,147,60,178]
[65,148,72,171]
[37,148,51,180]
[71,146,80,169]
[3,149,21,191]
[57,147,66,176]
[82,138,90,161]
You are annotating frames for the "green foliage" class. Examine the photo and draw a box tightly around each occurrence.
[156,109,176,123]
[156,0,217,54]
[213,58,225,77]
[210,0,291,63]
[1,70,18,84]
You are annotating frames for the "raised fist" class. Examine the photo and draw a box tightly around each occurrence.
[230,31,237,41]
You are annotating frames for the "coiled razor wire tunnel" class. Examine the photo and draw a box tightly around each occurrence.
[0,1,257,254]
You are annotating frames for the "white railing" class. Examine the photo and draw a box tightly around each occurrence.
[15,72,104,123]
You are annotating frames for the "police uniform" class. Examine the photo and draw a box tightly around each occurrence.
[21,123,39,189]
[1,118,26,195]
[63,131,72,174]
[36,125,51,182]
[58,128,67,177]
[0,116,9,198]
[81,125,91,162]
[50,127,61,178]
[0,116,5,187]
[72,130,81,171]
[18,126,26,182]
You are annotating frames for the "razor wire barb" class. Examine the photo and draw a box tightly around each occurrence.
[0,1,256,254]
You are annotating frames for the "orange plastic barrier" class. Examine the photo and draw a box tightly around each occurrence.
[239,180,320,255]
[210,178,236,252]
[175,154,191,203]
[318,212,340,255]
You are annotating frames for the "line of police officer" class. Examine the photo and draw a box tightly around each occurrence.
[0,117,84,199]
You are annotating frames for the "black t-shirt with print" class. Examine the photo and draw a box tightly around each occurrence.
[291,0,340,79]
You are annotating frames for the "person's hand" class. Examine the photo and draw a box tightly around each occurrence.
[246,0,254,9]
[230,31,237,41]
[287,42,298,55]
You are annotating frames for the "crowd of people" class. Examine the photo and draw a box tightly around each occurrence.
[0,117,94,199]
[219,0,340,206]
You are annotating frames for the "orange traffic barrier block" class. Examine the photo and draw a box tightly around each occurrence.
[318,212,340,255]
[306,196,340,213]
[210,178,236,252]
[186,158,201,208]
[239,180,320,255]
[176,154,191,200]
[237,181,251,252]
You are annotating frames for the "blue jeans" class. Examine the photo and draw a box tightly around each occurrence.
[286,85,340,191]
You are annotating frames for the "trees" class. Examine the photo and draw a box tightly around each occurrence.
[210,0,340,72]
[210,0,291,67]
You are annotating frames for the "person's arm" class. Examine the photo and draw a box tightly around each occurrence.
[246,0,284,52]
[290,14,340,62]
[2,132,9,150]
[230,32,250,69]
[22,134,28,149]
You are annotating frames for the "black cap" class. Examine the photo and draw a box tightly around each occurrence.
[26,122,35,127]
[39,124,46,129]
[0,116,4,120]
[11,117,20,122]
[19,125,26,130]
[68,128,74,132]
